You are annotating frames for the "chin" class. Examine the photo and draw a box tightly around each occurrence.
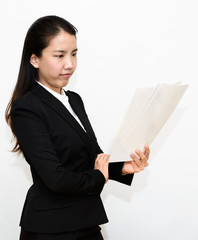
[61,79,69,88]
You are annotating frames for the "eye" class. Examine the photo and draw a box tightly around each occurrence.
[72,53,77,57]
[54,55,64,58]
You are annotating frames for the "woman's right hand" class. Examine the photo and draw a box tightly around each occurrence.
[94,153,109,183]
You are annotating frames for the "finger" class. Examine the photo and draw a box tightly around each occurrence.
[134,149,146,161]
[96,153,104,160]
[130,153,144,170]
[144,144,150,159]
[96,153,109,161]
[100,154,110,163]
[100,155,110,167]
[134,152,148,169]
[131,161,142,173]
[135,149,148,166]
[105,154,110,161]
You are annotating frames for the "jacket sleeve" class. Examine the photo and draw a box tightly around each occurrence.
[11,100,105,195]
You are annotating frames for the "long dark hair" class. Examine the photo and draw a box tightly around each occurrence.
[5,15,78,152]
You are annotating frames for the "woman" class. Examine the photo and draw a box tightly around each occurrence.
[5,15,149,240]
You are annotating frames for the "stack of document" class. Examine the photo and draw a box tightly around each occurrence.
[110,83,188,162]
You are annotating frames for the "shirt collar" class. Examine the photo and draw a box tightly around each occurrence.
[36,81,68,102]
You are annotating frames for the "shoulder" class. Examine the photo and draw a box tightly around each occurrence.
[12,90,41,105]
[11,90,44,116]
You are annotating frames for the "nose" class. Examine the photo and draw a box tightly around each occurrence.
[63,56,73,70]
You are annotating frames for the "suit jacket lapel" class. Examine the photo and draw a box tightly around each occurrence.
[66,91,99,163]
[66,91,95,139]
[31,83,93,158]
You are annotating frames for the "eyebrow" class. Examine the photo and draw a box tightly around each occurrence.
[52,49,78,53]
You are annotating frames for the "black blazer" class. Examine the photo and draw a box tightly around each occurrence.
[11,82,133,233]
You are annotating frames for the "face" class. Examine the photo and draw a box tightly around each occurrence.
[30,31,77,93]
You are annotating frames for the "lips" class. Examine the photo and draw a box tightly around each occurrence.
[60,73,71,78]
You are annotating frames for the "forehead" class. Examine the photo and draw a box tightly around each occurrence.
[46,31,77,51]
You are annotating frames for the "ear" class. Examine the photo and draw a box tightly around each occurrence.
[30,54,39,68]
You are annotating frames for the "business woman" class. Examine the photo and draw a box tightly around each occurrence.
[6,16,149,240]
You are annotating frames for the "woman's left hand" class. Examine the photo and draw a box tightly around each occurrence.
[122,145,150,174]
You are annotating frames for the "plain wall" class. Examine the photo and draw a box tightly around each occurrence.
[0,0,198,239]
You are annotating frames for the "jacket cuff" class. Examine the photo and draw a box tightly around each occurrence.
[86,169,106,195]
[109,162,134,186]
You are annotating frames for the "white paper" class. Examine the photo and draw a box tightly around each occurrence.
[110,83,188,162]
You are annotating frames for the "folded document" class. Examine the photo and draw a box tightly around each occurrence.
[110,83,188,162]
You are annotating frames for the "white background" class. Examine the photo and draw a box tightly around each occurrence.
[0,0,198,239]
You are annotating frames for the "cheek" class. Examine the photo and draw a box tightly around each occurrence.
[73,59,77,71]
[48,60,58,69]
[45,60,61,74]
